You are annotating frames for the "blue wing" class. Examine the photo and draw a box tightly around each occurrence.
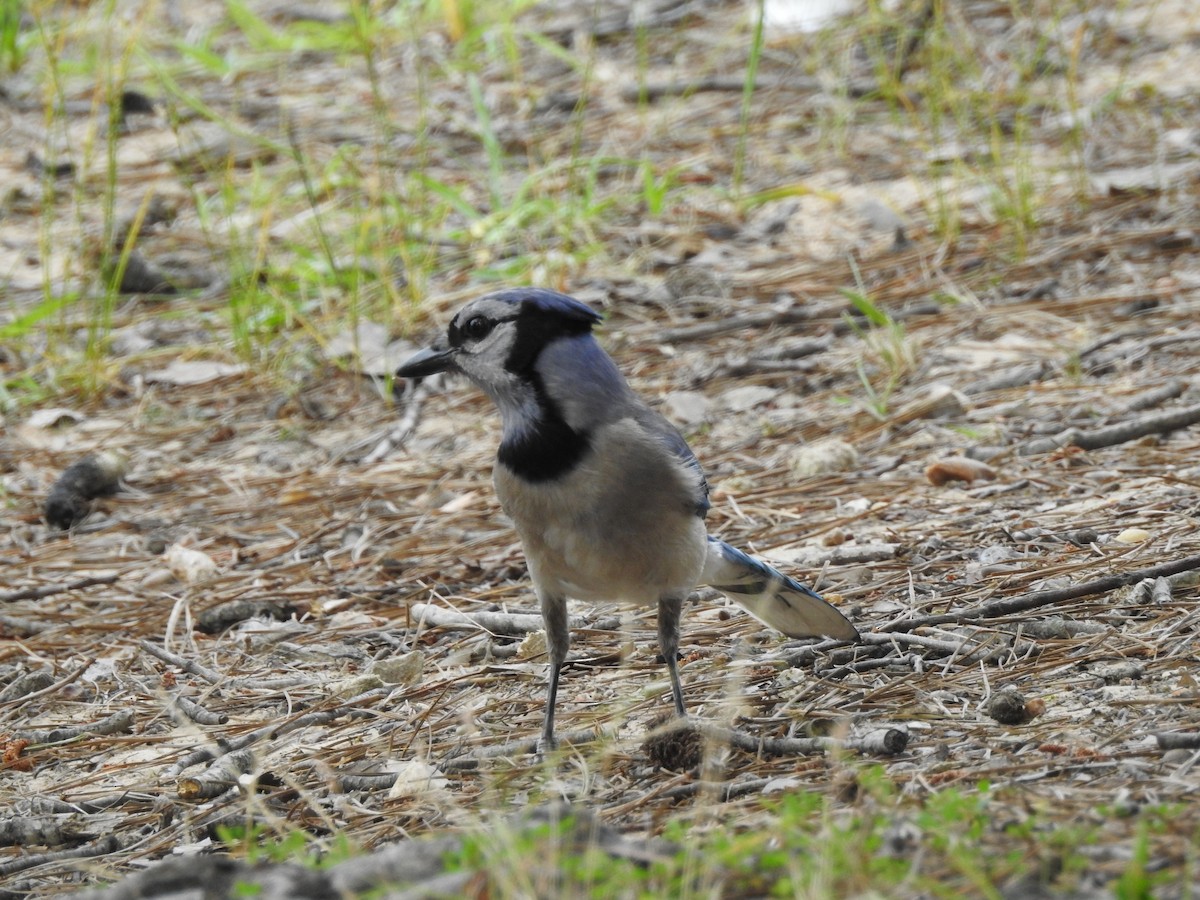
[634,407,710,518]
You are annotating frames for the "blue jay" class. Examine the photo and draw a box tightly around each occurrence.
[397,288,858,750]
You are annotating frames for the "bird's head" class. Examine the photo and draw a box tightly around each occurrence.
[397,288,624,438]
[397,288,600,384]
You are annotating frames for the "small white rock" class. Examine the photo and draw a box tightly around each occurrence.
[370,651,422,686]
[720,385,779,412]
[893,384,969,423]
[330,673,385,699]
[664,391,712,425]
[1115,528,1152,544]
[789,439,859,477]
[145,359,246,386]
[518,629,548,660]
[27,408,84,429]
[387,759,450,800]
[164,544,219,583]
[763,776,803,794]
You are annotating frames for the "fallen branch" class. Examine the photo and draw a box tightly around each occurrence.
[1019,402,1200,455]
[654,305,829,344]
[330,803,675,896]
[195,598,301,634]
[161,687,392,779]
[441,729,603,771]
[701,723,908,758]
[1072,402,1200,448]
[176,748,258,801]
[714,356,821,376]
[658,776,779,803]
[620,75,813,102]
[774,543,899,568]
[167,692,228,726]
[0,834,124,878]
[72,855,261,900]
[821,654,924,676]
[1155,732,1200,751]
[336,772,405,792]
[77,804,671,898]
[616,75,878,104]
[14,795,154,816]
[714,337,834,377]
[0,573,119,604]
[0,669,54,703]
[1015,617,1108,639]
[0,657,95,721]
[856,630,1035,665]
[782,638,860,668]
[0,813,97,848]
[16,709,135,746]
[0,614,49,636]
[411,603,615,636]
[138,639,224,685]
[962,361,1049,396]
[1124,378,1187,413]
[881,554,1200,632]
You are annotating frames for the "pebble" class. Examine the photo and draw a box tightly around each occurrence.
[1115,528,1152,544]
[924,456,996,486]
[370,651,423,686]
[789,438,858,477]
[987,687,1040,725]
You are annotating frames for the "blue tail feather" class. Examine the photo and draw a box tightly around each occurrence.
[701,537,857,640]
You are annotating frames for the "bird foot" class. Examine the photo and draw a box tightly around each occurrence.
[534,735,557,759]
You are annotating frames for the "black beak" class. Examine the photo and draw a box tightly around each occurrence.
[396,344,456,379]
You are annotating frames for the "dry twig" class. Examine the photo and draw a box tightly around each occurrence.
[0,835,125,878]
[1155,732,1200,751]
[167,692,229,726]
[137,640,225,685]
[441,729,603,770]
[0,813,99,848]
[881,554,1200,632]
[0,573,120,604]
[0,657,95,719]
[1019,402,1200,455]
[15,710,135,746]
[700,723,909,758]
[411,603,615,636]
[360,376,443,463]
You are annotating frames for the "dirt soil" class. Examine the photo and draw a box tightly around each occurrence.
[3,0,1200,896]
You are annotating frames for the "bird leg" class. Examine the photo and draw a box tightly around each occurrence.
[657,594,687,717]
[538,591,570,752]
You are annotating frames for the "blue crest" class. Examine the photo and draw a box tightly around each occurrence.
[484,288,602,327]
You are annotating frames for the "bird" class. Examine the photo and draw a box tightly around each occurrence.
[396,288,859,750]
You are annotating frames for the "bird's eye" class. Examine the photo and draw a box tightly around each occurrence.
[463,315,493,341]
